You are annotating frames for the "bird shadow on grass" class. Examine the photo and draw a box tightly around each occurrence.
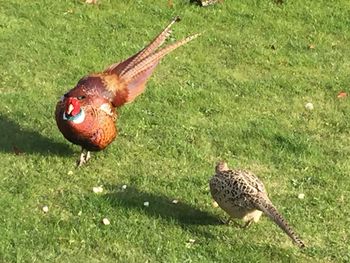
[104,185,222,238]
[103,185,302,257]
[0,114,73,156]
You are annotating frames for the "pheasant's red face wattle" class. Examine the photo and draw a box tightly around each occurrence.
[65,97,81,116]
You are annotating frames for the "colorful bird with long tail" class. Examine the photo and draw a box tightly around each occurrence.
[55,17,199,166]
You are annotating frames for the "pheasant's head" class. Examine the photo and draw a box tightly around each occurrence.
[65,97,81,116]
[63,96,85,123]
[215,161,229,173]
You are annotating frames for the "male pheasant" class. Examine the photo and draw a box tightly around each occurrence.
[209,161,305,248]
[55,17,199,166]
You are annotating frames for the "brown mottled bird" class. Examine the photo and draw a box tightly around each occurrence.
[55,17,199,166]
[210,161,305,248]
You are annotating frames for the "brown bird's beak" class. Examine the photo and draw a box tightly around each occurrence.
[66,104,74,115]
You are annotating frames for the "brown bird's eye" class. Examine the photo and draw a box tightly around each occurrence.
[77,96,86,100]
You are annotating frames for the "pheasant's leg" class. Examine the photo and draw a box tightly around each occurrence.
[77,148,87,167]
[242,219,254,229]
[85,151,91,162]
[77,149,92,167]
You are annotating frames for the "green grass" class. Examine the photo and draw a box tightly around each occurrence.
[1,0,350,262]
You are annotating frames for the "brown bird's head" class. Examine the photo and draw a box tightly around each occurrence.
[215,161,229,173]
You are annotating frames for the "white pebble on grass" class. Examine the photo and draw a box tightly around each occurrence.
[102,218,110,225]
[92,186,103,193]
[143,201,149,207]
[298,193,305,199]
[67,171,73,175]
[42,206,49,213]
[122,185,127,190]
[172,199,179,204]
[305,102,314,111]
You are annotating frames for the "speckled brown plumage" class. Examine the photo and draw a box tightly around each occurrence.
[210,161,305,248]
[55,17,199,166]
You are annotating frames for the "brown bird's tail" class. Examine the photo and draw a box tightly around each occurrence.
[256,199,305,248]
[105,16,199,107]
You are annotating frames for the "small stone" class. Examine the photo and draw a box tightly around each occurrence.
[188,239,196,243]
[143,201,149,207]
[172,199,179,204]
[102,218,110,225]
[92,186,103,193]
[305,102,314,111]
[42,206,49,213]
[121,185,127,190]
[212,201,219,208]
[67,170,73,175]
[298,193,305,199]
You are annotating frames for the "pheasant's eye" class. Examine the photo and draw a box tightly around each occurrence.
[77,96,86,100]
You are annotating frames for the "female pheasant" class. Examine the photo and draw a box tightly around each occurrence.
[55,17,199,166]
[210,161,305,248]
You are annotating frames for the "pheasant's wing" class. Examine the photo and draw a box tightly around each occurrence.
[104,18,199,107]
[224,170,260,209]
[240,169,266,193]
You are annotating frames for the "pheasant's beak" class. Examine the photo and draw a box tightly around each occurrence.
[67,104,74,115]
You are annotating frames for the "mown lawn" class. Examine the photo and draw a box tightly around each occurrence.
[1,0,349,262]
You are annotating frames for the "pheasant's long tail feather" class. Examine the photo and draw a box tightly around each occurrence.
[116,33,199,105]
[255,199,305,248]
[104,17,199,107]
[121,33,200,82]
[119,16,181,75]
[111,33,199,107]
[105,16,180,75]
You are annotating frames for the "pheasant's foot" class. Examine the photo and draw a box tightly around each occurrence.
[221,217,248,228]
[220,217,231,225]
